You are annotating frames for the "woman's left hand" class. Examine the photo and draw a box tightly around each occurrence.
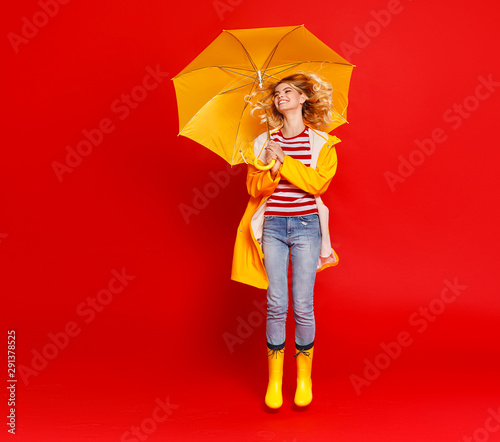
[270,159,281,178]
[265,140,285,163]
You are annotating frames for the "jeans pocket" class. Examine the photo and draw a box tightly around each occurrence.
[298,214,319,222]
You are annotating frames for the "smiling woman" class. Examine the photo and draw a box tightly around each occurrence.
[233,71,341,409]
[249,72,334,135]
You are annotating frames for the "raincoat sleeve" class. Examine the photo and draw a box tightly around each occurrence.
[279,137,339,196]
[243,142,280,198]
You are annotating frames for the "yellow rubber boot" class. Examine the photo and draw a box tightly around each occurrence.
[294,345,314,407]
[265,346,285,409]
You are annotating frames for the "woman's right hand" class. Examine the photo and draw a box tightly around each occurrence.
[265,140,282,163]
[265,140,282,178]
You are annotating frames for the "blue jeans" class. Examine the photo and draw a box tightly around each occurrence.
[262,214,321,348]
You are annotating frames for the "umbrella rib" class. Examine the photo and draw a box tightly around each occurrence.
[218,81,258,95]
[175,65,263,95]
[265,60,354,73]
[259,24,353,79]
[175,65,261,96]
[223,30,259,74]
[216,70,262,95]
[231,79,265,165]
[174,65,257,79]
[177,77,255,138]
[331,107,348,123]
[260,63,303,81]
[260,61,354,97]
[218,67,258,81]
[260,25,303,78]
[253,60,354,87]
[231,97,252,165]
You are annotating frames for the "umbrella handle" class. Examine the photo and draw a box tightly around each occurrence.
[253,158,276,171]
[252,77,276,172]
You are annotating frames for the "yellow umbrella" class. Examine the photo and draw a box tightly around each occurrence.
[172,24,354,169]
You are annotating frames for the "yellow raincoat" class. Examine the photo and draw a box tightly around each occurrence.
[231,127,341,289]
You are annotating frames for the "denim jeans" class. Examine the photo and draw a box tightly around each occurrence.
[262,214,321,348]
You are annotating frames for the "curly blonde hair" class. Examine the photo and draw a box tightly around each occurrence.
[246,72,334,132]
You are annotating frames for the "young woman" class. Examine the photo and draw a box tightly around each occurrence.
[231,72,340,409]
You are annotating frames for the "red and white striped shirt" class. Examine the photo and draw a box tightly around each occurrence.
[265,127,318,217]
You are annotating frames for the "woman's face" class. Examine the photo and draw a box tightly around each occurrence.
[274,83,305,113]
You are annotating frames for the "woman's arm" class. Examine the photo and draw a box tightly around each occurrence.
[280,141,338,196]
[244,142,281,198]
[246,163,281,198]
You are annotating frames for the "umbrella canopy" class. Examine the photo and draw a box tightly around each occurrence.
[172,24,354,166]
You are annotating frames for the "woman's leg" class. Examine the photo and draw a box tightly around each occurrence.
[262,216,290,348]
[290,214,321,407]
[290,214,321,347]
[262,215,290,408]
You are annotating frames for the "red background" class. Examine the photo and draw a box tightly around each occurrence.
[2,0,500,441]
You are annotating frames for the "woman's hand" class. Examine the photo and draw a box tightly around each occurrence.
[265,140,285,163]
[270,159,281,178]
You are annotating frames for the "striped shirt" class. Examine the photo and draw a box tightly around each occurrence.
[265,127,318,217]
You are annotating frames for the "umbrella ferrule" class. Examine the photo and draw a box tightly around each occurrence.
[257,70,263,88]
